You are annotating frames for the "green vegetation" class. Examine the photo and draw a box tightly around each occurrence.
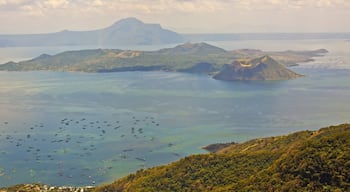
[0,124,348,191]
[94,124,350,192]
[0,43,327,81]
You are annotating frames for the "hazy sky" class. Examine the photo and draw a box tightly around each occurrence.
[0,0,349,34]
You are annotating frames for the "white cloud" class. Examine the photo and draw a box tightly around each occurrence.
[42,0,69,9]
[0,0,32,6]
[1,0,349,14]
[0,0,349,33]
[91,0,104,6]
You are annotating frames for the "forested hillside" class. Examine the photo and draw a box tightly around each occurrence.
[95,124,350,192]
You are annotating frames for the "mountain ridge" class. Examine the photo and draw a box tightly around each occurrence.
[0,18,184,47]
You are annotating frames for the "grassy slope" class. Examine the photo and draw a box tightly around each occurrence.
[94,124,350,192]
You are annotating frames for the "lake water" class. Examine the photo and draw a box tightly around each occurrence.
[0,39,350,187]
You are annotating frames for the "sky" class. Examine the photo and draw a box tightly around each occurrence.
[0,0,349,34]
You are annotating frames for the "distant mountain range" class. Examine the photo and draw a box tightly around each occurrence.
[0,17,184,47]
[0,17,349,47]
[0,42,327,81]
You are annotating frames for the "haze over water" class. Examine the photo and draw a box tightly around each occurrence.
[0,39,350,186]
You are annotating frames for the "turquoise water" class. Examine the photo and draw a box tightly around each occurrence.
[0,40,350,186]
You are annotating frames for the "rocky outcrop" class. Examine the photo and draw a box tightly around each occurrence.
[213,55,303,81]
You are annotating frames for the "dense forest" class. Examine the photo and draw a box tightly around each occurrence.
[1,124,349,192]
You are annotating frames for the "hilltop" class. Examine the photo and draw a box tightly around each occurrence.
[213,55,303,81]
[158,42,227,55]
[0,17,184,47]
[0,42,327,81]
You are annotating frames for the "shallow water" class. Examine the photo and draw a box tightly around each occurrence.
[0,39,350,186]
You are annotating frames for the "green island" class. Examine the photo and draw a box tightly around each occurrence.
[0,42,327,81]
[1,123,349,191]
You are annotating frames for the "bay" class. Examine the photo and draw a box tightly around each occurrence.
[0,39,349,187]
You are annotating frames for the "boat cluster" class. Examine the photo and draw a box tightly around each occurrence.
[0,114,177,186]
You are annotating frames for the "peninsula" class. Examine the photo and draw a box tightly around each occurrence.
[0,42,327,81]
